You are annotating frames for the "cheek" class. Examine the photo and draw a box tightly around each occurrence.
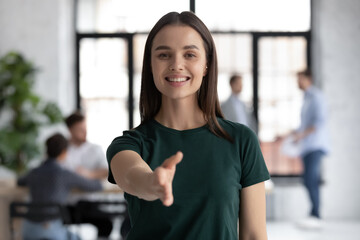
[193,64,206,79]
[151,59,162,78]
[151,66,162,86]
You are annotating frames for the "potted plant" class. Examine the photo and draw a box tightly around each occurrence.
[0,51,63,174]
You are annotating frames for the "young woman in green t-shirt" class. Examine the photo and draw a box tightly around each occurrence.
[108,11,269,240]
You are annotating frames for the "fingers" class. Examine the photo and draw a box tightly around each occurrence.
[153,167,174,206]
[153,151,183,207]
[162,151,183,169]
[161,179,174,207]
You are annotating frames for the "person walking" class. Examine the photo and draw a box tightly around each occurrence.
[293,69,330,229]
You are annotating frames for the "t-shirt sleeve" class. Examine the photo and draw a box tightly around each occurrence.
[239,127,270,188]
[106,129,143,184]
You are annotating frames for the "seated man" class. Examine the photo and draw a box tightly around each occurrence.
[17,133,102,240]
[63,111,114,238]
[63,112,108,179]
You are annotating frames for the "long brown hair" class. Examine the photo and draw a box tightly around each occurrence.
[139,11,231,141]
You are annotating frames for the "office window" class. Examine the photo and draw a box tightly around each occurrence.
[79,38,129,151]
[76,0,189,33]
[196,0,310,31]
[213,34,253,107]
[76,0,311,176]
[258,36,307,175]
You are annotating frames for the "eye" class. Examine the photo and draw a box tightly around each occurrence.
[158,53,170,59]
[185,52,196,58]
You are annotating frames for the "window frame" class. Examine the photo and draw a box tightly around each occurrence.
[74,0,312,178]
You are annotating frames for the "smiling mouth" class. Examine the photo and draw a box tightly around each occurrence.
[165,77,190,82]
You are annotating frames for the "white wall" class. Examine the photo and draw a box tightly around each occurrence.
[0,0,76,116]
[0,0,76,143]
[312,0,360,220]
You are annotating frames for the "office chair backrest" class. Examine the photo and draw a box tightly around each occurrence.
[10,202,67,222]
[75,200,128,221]
[9,201,70,240]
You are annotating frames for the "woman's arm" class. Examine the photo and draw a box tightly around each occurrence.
[239,182,268,240]
[110,150,183,206]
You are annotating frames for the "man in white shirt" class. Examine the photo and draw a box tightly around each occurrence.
[64,112,108,179]
[64,111,112,238]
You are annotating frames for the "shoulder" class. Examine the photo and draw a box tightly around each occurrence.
[75,142,104,157]
[56,162,81,178]
[218,118,260,150]
[80,141,102,151]
[307,87,327,109]
[308,87,324,99]
[111,121,151,144]
[107,121,153,158]
[218,118,255,137]
[37,161,65,176]
[221,95,235,107]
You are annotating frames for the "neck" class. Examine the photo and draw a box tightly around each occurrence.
[70,138,85,146]
[303,84,312,91]
[155,97,206,130]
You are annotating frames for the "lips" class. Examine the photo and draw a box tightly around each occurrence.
[165,77,190,82]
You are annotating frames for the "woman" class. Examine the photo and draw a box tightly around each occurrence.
[107,11,270,240]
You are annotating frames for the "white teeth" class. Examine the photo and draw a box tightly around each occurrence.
[167,77,187,82]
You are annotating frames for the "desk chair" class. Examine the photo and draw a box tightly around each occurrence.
[9,201,71,240]
[75,200,128,219]
[74,200,129,238]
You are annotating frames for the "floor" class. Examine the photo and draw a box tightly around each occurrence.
[267,220,360,240]
[74,219,360,240]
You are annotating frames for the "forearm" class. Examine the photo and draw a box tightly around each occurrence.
[293,126,315,142]
[111,150,182,206]
[304,126,315,137]
[110,150,157,201]
[124,165,158,200]
[89,168,108,179]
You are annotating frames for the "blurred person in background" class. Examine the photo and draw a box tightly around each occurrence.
[221,74,257,132]
[17,133,102,240]
[63,111,108,179]
[63,111,113,239]
[292,69,330,229]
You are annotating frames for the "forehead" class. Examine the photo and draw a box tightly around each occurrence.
[152,24,205,50]
[71,120,86,129]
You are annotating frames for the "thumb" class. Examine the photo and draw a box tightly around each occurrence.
[162,151,183,169]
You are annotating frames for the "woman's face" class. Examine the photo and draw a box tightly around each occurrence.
[151,24,207,102]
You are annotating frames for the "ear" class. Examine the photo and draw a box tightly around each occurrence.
[203,65,208,76]
[57,150,67,162]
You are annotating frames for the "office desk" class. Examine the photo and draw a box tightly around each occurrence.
[0,179,123,240]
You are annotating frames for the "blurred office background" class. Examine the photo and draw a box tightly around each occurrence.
[1,0,359,239]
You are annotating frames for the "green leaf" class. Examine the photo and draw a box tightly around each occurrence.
[0,51,63,173]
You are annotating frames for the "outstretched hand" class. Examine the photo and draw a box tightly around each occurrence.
[152,151,183,206]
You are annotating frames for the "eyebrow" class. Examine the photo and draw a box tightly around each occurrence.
[154,45,200,51]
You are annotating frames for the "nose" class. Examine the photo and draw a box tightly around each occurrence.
[169,55,184,71]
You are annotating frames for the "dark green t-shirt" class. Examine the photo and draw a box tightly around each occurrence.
[107,118,270,240]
